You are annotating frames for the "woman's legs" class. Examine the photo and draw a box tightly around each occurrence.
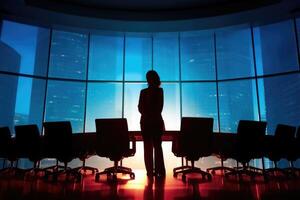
[153,135,166,176]
[143,135,154,176]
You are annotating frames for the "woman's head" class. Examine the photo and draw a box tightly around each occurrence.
[146,70,161,87]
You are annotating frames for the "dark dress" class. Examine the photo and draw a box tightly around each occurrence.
[138,86,166,176]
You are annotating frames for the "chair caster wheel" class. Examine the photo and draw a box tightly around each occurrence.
[130,173,135,179]
[182,175,186,182]
[95,174,100,182]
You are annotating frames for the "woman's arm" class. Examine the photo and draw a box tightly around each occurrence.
[138,90,143,114]
[158,88,164,113]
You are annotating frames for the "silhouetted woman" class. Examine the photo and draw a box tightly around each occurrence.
[138,70,166,177]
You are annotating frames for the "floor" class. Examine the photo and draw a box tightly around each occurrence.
[1,168,300,200]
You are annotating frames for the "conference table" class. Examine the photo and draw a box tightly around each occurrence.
[71,131,239,159]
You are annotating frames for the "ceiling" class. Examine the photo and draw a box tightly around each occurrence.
[1,0,300,32]
[24,0,281,20]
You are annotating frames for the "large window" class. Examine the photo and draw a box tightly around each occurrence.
[85,83,123,132]
[180,31,216,81]
[2,18,300,169]
[89,34,124,80]
[218,79,259,132]
[125,34,152,81]
[153,33,179,81]
[258,74,300,134]
[254,20,299,75]
[48,30,88,80]
[45,80,85,133]
[0,74,46,133]
[182,83,219,131]
[216,25,255,79]
[124,83,147,131]
[0,20,50,76]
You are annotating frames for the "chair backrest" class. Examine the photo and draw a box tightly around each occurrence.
[15,124,40,155]
[180,117,214,153]
[95,118,129,159]
[237,120,267,140]
[43,121,73,154]
[0,127,11,153]
[274,124,296,142]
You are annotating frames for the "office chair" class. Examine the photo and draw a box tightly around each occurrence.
[172,134,191,175]
[264,124,296,177]
[0,127,13,173]
[172,117,213,182]
[207,133,236,175]
[43,121,81,182]
[225,120,267,180]
[285,127,300,176]
[95,118,135,182]
[72,133,98,174]
[14,124,45,176]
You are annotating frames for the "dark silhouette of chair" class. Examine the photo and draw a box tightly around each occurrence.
[0,127,13,173]
[264,124,296,177]
[225,120,267,180]
[43,121,81,182]
[172,117,213,182]
[95,118,135,182]
[14,124,45,176]
[72,133,98,175]
[172,135,190,176]
[285,127,300,176]
[207,133,235,175]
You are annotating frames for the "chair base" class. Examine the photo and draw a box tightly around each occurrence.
[44,164,82,182]
[207,158,235,175]
[207,166,235,175]
[95,161,135,182]
[73,160,99,175]
[173,161,212,182]
[225,165,266,181]
[74,166,99,174]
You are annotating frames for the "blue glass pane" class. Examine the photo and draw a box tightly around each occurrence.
[153,33,179,81]
[0,20,50,76]
[89,34,124,80]
[125,34,152,81]
[124,83,147,131]
[162,83,181,130]
[182,83,219,131]
[0,74,46,133]
[180,31,216,80]
[45,80,85,133]
[0,74,19,132]
[49,30,88,80]
[216,26,255,79]
[85,83,123,132]
[219,79,259,132]
[258,74,300,168]
[254,20,299,75]
[258,74,300,134]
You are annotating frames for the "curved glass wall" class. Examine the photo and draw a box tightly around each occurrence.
[1,18,300,169]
